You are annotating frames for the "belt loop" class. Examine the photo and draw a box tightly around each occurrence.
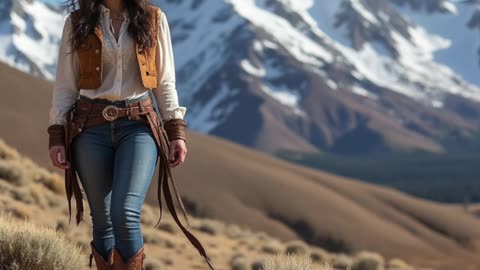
[126,103,132,120]
[87,102,93,124]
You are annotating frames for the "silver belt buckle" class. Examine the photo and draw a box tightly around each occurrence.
[102,105,120,121]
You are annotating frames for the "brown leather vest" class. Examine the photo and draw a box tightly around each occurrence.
[70,6,161,90]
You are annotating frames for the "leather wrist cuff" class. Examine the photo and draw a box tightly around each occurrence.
[163,119,187,142]
[47,124,66,149]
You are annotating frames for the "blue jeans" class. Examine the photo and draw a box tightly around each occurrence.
[71,93,159,262]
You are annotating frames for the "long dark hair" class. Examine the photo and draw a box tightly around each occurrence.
[60,0,157,51]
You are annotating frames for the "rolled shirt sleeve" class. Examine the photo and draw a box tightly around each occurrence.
[152,10,187,124]
[48,14,79,126]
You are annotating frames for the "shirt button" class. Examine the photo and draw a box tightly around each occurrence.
[95,49,100,54]
[96,66,100,71]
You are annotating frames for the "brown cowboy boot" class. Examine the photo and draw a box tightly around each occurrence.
[89,240,115,270]
[113,246,146,270]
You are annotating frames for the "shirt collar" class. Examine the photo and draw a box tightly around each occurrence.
[99,3,128,20]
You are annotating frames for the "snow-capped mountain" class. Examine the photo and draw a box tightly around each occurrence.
[3,0,480,155]
[0,0,63,80]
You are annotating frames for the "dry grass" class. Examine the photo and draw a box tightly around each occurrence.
[0,211,84,270]
[263,253,333,270]
[0,139,20,160]
[0,138,63,194]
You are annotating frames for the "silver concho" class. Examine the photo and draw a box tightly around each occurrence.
[102,105,119,121]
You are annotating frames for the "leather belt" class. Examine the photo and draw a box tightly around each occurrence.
[73,95,153,128]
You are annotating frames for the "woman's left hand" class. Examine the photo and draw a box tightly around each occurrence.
[168,139,187,167]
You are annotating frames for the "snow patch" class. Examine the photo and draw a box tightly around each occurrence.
[350,0,379,25]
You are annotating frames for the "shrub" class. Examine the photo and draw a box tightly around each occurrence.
[352,251,384,270]
[0,139,64,194]
[261,240,283,254]
[230,254,249,270]
[34,170,64,195]
[310,247,330,264]
[140,205,157,226]
[0,212,84,270]
[11,188,34,204]
[156,220,179,234]
[143,230,162,244]
[263,253,333,270]
[386,258,413,270]
[252,258,266,270]
[195,219,225,235]
[9,204,31,219]
[164,238,176,249]
[284,240,309,255]
[331,254,352,270]
[225,223,244,239]
[145,259,164,270]
[0,160,25,185]
[29,183,48,208]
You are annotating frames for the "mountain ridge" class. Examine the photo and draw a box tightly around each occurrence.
[2,0,480,155]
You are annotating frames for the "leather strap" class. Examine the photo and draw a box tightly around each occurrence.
[64,103,85,226]
[143,105,215,270]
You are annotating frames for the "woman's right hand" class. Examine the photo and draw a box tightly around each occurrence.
[49,145,71,169]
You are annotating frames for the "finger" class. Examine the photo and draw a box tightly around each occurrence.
[179,149,187,164]
[50,150,59,167]
[169,143,176,162]
[170,155,180,167]
[170,159,181,168]
[170,152,181,167]
[59,148,70,169]
[50,149,63,169]
[171,149,186,167]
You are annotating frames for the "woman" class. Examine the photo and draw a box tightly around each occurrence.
[46,0,214,269]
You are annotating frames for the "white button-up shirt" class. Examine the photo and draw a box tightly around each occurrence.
[48,3,186,126]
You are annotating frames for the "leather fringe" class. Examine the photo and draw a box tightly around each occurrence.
[64,102,85,226]
[144,104,215,270]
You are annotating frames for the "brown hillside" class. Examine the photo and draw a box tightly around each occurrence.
[1,61,479,270]
[0,136,419,270]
